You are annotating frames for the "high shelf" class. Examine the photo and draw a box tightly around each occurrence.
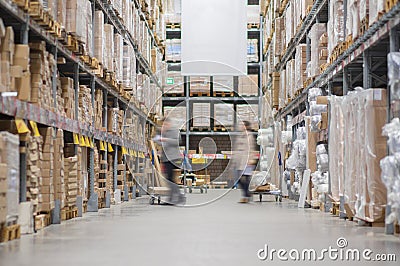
[261,0,400,234]
[0,0,166,226]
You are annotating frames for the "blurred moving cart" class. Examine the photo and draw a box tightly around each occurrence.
[249,171,282,202]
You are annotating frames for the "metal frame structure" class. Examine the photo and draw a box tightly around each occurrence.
[263,0,400,234]
[0,0,163,215]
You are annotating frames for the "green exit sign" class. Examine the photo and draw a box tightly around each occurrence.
[166,78,174,85]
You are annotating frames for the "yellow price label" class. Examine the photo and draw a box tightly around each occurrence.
[133,150,137,157]
[129,149,134,156]
[108,143,114,152]
[15,119,30,134]
[29,121,40,137]
[100,140,106,151]
[122,147,128,155]
[73,133,80,144]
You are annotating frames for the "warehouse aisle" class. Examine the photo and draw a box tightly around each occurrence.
[0,190,399,266]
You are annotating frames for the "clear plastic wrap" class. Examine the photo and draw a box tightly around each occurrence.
[308,87,323,102]
[388,52,400,100]
[85,0,93,57]
[317,154,329,172]
[94,11,104,64]
[104,24,115,71]
[280,69,286,106]
[66,0,87,40]
[114,34,124,82]
[383,118,400,154]
[316,144,328,156]
[369,0,386,26]
[310,115,322,132]
[296,127,307,140]
[308,24,326,78]
[310,104,328,116]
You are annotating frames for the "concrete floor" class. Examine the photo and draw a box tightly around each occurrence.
[0,190,399,266]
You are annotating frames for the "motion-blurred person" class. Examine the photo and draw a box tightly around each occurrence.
[235,121,257,203]
[155,117,184,205]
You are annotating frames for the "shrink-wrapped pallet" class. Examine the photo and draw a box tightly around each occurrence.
[213,76,233,93]
[85,0,93,57]
[165,39,181,62]
[164,71,184,95]
[0,132,19,223]
[247,4,260,24]
[66,0,87,40]
[192,103,210,127]
[57,0,67,27]
[214,104,234,127]
[248,39,259,63]
[284,2,294,48]
[274,17,284,56]
[190,76,210,94]
[359,0,369,23]
[237,104,259,129]
[308,23,326,78]
[114,34,124,83]
[104,24,114,71]
[164,106,187,130]
[239,75,258,96]
[280,69,286,106]
[123,45,137,90]
[369,0,385,26]
[327,0,344,56]
[94,11,104,63]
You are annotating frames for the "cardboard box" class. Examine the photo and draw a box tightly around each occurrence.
[0,179,7,193]
[0,163,7,178]
[316,96,329,105]
[41,185,54,194]
[16,71,31,101]
[41,177,53,186]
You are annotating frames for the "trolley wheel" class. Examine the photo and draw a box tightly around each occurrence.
[189,188,192,193]
[158,196,161,204]
[279,195,282,202]
[259,194,262,202]
[150,197,155,205]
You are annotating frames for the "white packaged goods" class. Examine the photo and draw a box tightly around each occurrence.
[214,104,234,127]
[192,103,210,127]
[329,89,388,222]
[94,11,104,64]
[388,53,400,100]
[104,24,114,71]
[123,45,137,90]
[57,0,67,28]
[369,0,385,26]
[239,75,258,96]
[164,106,187,130]
[381,118,400,224]
[165,39,181,62]
[247,5,260,24]
[308,23,326,78]
[164,71,184,94]
[114,34,124,82]
[213,76,233,93]
[248,39,259,62]
[327,0,344,56]
[237,104,258,129]
[66,0,87,40]
[190,76,210,93]
[358,0,369,23]
[0,132,20,223]
[165,0,181,23]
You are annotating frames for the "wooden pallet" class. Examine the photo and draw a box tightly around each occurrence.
[61,206,78,221]
[247,23,260,29]
[385,0,397,12]
[164,92,184,97]
[190,92,210,97]
[166,23,181,29]
[213,125,233,132]
[359,18,369,37]
[190,127,211,132]
[213,91,234,97]
[13,0,30,11]
[303,77,315,89]
[330,201,340,216]
[34,212,51,231]
[0,222,21,243]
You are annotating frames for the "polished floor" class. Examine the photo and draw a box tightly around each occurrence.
[0,190,399,266]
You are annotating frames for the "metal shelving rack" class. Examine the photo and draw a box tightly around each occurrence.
[262,1,400,234]
[0,0,164,214]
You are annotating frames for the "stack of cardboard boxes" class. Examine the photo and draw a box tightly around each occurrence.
[30,41,54,109]
[0,163,7,224]
[79,85,93,126]
[94,89,103,129]
[64,155,78,208]
[192,103,210,128]
[0,23,13,92]
[39,128,55,212]
[54,129,65,208]
[14,44,31,101]
[239,75,259,96]
[76,147,84,200]
[60,77,75,120]
[294,44,307,92]
[93,146,100,198]
[26,134,43,215]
